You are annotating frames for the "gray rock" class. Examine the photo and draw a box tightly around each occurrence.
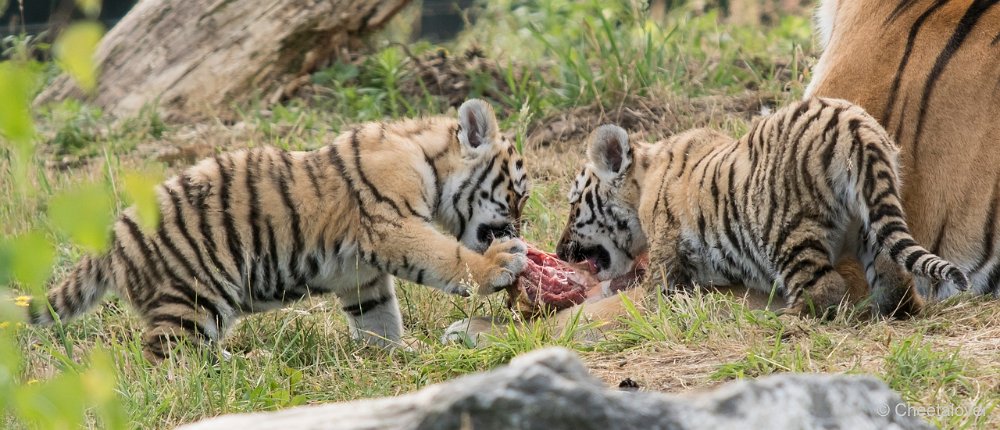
[178,347,932,430]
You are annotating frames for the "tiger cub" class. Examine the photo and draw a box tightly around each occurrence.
[556,97,968,317]
[27,99,530,362]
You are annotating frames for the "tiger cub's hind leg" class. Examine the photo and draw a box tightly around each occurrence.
[141,292,226,363]
[859,240,923,318]
[779,235,850,318]
[337,274,404,348]
[783,263,850,318]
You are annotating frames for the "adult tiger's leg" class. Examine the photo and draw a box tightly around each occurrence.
[833,256,871,303]
[337,274,404,348]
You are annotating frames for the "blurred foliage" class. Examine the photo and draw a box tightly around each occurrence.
[0,231,55,296]
[0,63,39,146]
[52,22,105,92]
[47,182,115,253]
[123,169,163,233]
[0,2,151,428]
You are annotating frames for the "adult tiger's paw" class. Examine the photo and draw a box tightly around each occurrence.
[477,237,528,295]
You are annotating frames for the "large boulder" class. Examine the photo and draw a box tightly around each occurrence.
[178,347,931,430]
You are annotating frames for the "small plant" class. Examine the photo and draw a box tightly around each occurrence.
[363,46,410,118]
[499,63,543,130]
[711,327,808,380]
[1,32,51,63]
[311,46,424,124]
[884,333,967,401]
[48,100,104,155]
[116,104,168,141]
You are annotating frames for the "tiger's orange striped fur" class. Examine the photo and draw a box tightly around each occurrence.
[808,0,1000,299]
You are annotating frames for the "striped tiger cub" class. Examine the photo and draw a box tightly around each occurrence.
[556,97,968,317]
[27,99,530,362]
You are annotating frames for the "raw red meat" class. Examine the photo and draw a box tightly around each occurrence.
[507,243,648,315]
[510,245,596,313]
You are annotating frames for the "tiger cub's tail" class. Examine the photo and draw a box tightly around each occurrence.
[26,255,113,325]
[851,116,969,291]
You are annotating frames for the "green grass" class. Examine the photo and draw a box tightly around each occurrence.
[2,1,1000,428]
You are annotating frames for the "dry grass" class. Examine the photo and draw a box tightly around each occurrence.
[526,91,777,147]
[582,297,1000,392]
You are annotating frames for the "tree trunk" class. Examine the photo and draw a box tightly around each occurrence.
[34,0,411,120]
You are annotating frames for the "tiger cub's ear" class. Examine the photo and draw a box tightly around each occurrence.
[587,124,632,181]
[457,99,499,151]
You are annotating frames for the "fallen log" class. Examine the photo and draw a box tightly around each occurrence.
[34,0,411,120]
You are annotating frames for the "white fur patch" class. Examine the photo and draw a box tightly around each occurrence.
[805,0,839,98]
[815,0,838,49]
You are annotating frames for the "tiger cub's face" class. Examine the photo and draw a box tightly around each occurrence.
[556,125,647,280]
[447,100,530,253]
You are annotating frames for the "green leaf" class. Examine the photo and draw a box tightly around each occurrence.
[48,182,114,253]
[123,170,162,233]
[13,371,87,429]
[83,349,128,430]
[3,231,55,294]
[0,62,38,145]
[284,366,303,385]
[75,0,102,18]
[0,330,23,414]
[0,241,12,287]
[53,22,105,93]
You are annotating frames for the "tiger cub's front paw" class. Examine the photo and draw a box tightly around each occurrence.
[477,237,528,295]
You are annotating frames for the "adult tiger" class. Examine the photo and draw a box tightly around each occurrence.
[806,0,1000,299]
[25,99,530,362]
